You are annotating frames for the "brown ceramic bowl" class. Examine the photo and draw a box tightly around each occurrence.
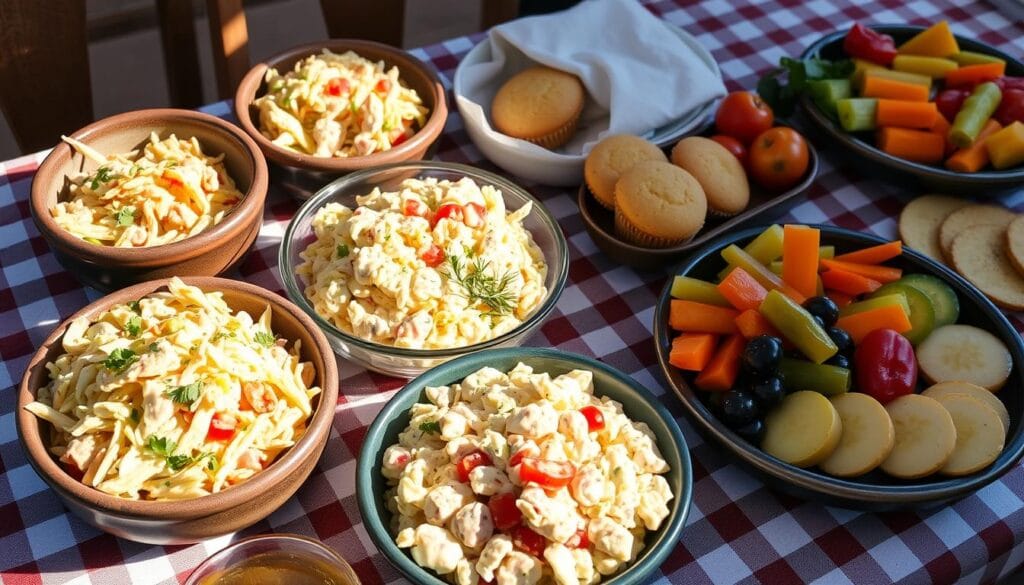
[30,109,269,292]
[16,277,339,544]
[234,39,449,198]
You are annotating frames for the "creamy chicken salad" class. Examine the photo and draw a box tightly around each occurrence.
[381,363,674,585]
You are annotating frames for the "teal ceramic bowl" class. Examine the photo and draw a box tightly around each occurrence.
[356,347,692,585]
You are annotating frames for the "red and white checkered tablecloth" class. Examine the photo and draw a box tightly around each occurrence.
[3,1,1024,583]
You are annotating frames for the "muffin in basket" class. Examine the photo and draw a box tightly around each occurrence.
[491,66,584,149]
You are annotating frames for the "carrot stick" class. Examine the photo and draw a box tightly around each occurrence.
[782,225,821,299]
[668,333,718,371]
[876,127,945,164]
[820,258,903,283]
[834,304,913,344]
[669,300,739,334]
[717,267,769,311]
[695,335,746,392]
[826,291,855,308]
[945,62,1006,88]
[820,268,884,296]
[945,118,1003,172]
[875,99,938,129]
[734,309,782,339]
[833,241,903,264]
[862,76,930,101]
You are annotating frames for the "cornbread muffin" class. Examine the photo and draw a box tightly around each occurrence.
[584,134,667,210]
[938,204,1016,260]
[670,136,749,216]
[491,66,585,149]
[1006,214,1024,277]
[898,194,970,260]
[614,161,707,248]
[950,224,1024,311]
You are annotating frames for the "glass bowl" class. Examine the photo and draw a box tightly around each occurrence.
[280,161,569,378]
[184,534,360,585]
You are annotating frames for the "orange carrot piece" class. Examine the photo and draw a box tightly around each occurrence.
[945,118,1003,173]
[876,99,938,129]
[820,258,902,283]
[833,241,903,264]
[669,300,740,334]
[820,268,884,296]
[695,335,746,392]
[734,309,781,339]
[945,62,1006,88]
[717,267,769,311]
[929,113,957,157]
[862,76,930,101]
[782,225,820,299]
[826,290,855,308]
[876,127,945,164]
[834,304,913,344]
[668,333,718,371]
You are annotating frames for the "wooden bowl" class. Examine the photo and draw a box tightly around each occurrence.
[234,39,448,199]
[16,277,339,544]
[29,109,269,292]
[653,225,1024,510]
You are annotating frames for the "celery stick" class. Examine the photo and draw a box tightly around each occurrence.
[837,98,877,132]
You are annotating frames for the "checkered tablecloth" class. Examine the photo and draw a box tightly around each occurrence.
[4,1,1024,583]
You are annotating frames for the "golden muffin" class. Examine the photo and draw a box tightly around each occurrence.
[584,134,667,210]
[491,66,585,149]
[670,136,749,216]
[614,161,707,248]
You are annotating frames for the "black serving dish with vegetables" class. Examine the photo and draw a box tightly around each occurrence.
[653,224,1024,510]
[796,25,1024,196]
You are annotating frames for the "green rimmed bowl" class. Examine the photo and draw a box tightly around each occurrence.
[356,347,692,585]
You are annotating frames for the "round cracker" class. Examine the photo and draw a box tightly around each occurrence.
[939,205,1016,261]
[951,224,1024,311]
[1006,214,1024,278]
[898,195,970,261]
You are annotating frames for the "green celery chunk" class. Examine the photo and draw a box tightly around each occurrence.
[718,225,784,280]
[778,358,851,396]
[950,82,1002,148]
[950,51,1006,67]
[809,79,852,117]
[837,98,878,132]
[670,275,731,307]
[759,290,838,364]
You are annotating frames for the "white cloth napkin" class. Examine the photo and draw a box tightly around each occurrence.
[456,0,726,158]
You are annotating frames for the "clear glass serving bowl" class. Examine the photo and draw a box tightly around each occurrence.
[280,161,569,378]
[184,533,360,585]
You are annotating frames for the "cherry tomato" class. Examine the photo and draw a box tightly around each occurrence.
[842,23,897,66]
[375,79,391,93]
[579,405,605,432]
[854,328,917,404]
[511,525,547,557]
[710,134,748,167]
[456,449,493,483]
[488,492,522,530]
[325,78,349,97]
[715,91,774,144]
[566,528,590,549]
[748,127,809,191]
[207,413,237,442]
[518,457,575,490]
[402,198,429,218]
[421,244,445,267]
[995,88,1024,126]
[432,203,465,227]
[936,89,970,123]
[463,202,487,228]
[996,76,1024,92]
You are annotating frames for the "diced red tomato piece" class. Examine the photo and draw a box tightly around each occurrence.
[579,406,605,431]
[566,528,590,549]
[456,449,493,483]
[463,202,487,228]
[376,79,391,93]
[391,131,410,147]
[62,460,85,481]
[518,457,575,490]
[207,413,237,442]
[432,203,465,227]
[511,525,547,557]
[421,244,445,267]
[403,198,429,218]
[488,492,522,530]
[325,77,349,96]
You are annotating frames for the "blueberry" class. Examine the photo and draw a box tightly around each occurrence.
[827,326,855,356]
[734,419,766,444]
[803,296,840,328]
[751,376,785,409]
[742,336,783,376]
[826,353,850,369]
[721,390,760,427]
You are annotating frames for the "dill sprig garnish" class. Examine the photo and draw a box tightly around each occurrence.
[443,253,517,316]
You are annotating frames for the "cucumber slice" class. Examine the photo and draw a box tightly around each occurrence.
[898,273,960,327]
[871,282,936,345]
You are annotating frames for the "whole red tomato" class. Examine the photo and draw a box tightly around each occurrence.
[748,127,809,190]
[995,88,1024,126]
[715,91,774,144]
[854,328,917,404]
[710,134,748,167]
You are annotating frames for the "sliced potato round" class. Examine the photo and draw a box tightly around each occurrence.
[916,324,1012,392]
[820,393,895,478]
[881,394,956,479]
[922,381,1009,435]
[933,394,1005,476]
[763,391,843,468]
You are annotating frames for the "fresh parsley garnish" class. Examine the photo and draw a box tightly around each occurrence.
[89,166,119,189]
[147,436,212,472]
[114,206,135,227]
[127,300,141,313]
[103,348,138,373]
[147,435,176,457]
[419,421,441,434]
[124,315,142,337]
[757,57,854,117]
[148,342,160,353]
[443,254,517,316]
[165,380,203,406]
[212,330,236,342]
[336,244,350,259]
[254,331,276,348]
[165,454,193,471]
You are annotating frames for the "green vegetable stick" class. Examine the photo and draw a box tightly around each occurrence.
[808,79,852,116]
[837,98,877,132]
[778,358,851,396]
[950,82,1002,148]
[950,51,1006,67]
[759,290,838,364]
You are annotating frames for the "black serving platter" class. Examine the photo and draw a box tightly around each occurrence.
[653,224,1024,510]
[799,25,1024,196]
